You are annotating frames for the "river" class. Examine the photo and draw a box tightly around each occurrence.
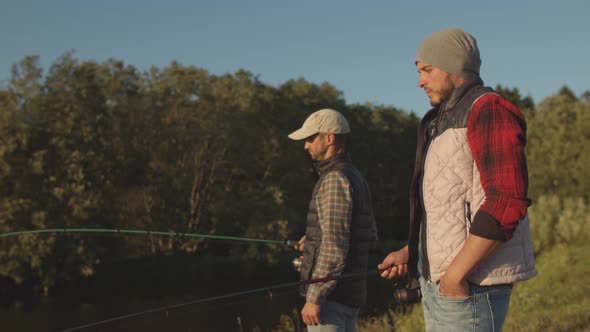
[0,254,397,331]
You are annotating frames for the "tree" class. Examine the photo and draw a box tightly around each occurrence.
[0,55,421,294]
[527,86,590,200]
[494,85,535,119]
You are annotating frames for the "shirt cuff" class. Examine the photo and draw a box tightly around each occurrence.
[469,210,506,241]
[306,286,326,305]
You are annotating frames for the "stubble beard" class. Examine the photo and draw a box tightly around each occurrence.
[428,84,454,107]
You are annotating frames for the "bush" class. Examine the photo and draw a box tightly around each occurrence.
[528,195,590,254]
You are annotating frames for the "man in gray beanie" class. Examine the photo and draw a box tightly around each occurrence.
[379,28,537,331]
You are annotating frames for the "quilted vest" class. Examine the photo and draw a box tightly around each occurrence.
[409,80,537,285]
[299,153,377,307]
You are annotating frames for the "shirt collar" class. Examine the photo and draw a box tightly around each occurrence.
[442,76,484,111]
[314,153,349,176]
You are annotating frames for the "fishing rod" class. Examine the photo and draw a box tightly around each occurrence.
[60,268,383,332]
[0,228,295,246]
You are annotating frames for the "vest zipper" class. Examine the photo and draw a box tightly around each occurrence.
[420,106,447,281]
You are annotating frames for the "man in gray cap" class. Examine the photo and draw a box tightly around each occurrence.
[379,28,537,331]
[289,108,377,331]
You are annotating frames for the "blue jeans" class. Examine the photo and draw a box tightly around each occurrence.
[419,276,512,332]
[306,300,359,332]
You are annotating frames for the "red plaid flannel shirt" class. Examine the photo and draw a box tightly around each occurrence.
[467,94,530,241]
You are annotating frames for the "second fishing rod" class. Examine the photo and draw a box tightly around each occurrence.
[61,267,386,332]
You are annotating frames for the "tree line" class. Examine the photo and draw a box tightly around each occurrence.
[0,54,588,296]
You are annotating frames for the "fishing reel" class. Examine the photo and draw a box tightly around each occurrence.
[393,286,422,304]
[393,278,422,304]
[292,256,303,271]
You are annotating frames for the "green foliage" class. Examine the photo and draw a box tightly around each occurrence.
[526,86,590,200]
[0,54,418,293]
[357,305,424,332]
[504,244,590,332]
[273,309,304,332]
[528,195,590,254]
[2,51,589,332]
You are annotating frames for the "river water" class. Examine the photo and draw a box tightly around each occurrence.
[1,278,397,332]
[1,287,304,331]
[0,255,397,332]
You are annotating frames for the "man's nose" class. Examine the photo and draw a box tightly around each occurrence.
[418,74,426,88]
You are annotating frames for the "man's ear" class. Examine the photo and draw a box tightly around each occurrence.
[325,133,336,145]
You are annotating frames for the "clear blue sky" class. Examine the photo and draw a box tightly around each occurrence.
[1,0,588,115]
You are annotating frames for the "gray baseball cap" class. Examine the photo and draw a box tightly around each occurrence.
[288,109,350,140]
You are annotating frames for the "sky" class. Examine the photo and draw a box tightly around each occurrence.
[1,0,588,115]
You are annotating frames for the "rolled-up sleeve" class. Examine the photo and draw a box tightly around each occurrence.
[467,94,531,241]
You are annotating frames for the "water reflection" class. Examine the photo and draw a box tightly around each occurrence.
[0,255,396,332]
[1,287,304,332]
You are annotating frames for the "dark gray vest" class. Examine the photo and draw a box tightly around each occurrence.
[300,153,376,308]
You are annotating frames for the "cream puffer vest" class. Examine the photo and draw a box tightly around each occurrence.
[422,85,537,285]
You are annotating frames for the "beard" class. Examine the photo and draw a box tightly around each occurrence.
[426,77,456,107]
[428,85,454,106]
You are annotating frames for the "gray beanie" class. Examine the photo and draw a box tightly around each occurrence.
[416,28,481,79]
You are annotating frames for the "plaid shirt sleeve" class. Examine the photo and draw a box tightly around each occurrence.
[467,94,530,241]
[306,171,353,305]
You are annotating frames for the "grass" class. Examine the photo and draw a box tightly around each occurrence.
[503,244,590,332]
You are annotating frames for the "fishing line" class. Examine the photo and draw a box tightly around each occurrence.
[0,228,295,246]
[60,269,383,332]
